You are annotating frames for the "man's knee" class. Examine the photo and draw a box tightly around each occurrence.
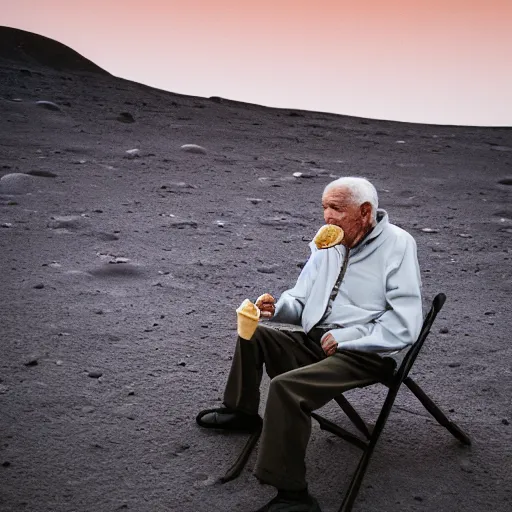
[268,370,295,396]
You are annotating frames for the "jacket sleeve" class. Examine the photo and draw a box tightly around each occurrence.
[328,235,423,353]
[269,242,321,325]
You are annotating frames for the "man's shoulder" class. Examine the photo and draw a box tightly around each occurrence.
[385,221,417,247]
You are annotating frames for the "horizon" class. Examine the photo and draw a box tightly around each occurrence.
[2,0,512,127]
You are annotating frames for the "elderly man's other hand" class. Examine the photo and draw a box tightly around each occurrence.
[321,333,338,356]
[255,293,275,319]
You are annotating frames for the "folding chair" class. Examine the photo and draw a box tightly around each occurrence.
[220,293,472,512]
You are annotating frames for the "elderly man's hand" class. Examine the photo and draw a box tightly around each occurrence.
[255,293,275,319]
[321,333,338,356]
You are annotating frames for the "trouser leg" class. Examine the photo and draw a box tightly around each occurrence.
[222,324,323,415]
[253,349,391,491]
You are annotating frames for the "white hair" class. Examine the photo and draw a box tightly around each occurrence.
[323,177,379,221]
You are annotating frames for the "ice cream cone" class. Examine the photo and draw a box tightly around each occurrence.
[236,299,261,340]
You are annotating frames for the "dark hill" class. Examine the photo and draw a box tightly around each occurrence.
[0,26,109,74]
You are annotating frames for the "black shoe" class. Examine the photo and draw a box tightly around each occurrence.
[252,492,322,512]
[196,407,262,433]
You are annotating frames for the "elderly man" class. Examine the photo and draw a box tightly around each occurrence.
[196,176,423,512]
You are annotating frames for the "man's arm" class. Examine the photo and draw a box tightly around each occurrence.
[269,242,321,325]
[325,235,423,353]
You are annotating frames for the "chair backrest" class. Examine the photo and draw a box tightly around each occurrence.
[393,293,446,385]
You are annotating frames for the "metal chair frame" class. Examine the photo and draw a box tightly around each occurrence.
[220,293,471,512]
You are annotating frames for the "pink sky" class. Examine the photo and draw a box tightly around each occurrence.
[2,0,511,126]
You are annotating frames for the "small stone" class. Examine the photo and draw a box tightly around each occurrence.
[413,496,423,502]
[396,140,406,144]
[247,197,263,204]
[177,361,186,367]
[128,390,135,396]
[1,223,12,228]
[56,360,63,366]
[2,461,11,468]
[458,233,472,238]
[502,418,509,426]
[421,228,438,233]
[439,327,449,334]
[94,309,104,315]
[7,201,18,206]
[35,100,60,111]
[88,371,103,378]
[125,149,140,158]
[448,362,461,368]
[24,358,38,367]
[33,283,45,289]
[180,144,207,155]
[484,311,496,316]
[257,266,276,274]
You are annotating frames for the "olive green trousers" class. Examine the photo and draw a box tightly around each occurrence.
[222,324,392,491]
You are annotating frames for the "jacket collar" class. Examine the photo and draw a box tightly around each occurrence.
[351,208,389,249]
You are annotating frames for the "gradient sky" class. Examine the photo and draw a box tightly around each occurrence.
[2,0,511,126]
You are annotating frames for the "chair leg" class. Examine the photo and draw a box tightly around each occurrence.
[334,395,372,439]
[338,442,378,512]
[311,413,368,451]
[220,428,262,483]
[338,386,400,512]
[404,377,471,446]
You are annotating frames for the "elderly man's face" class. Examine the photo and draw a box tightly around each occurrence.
[321,187,374,247]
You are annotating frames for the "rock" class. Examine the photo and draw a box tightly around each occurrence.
[448,362,461,368]
[502,419,510,426]
[180,144,207,155]
[2,461,11,468]
[177,361,186,367]
[88,371,103,378]
[257,265,278,274]
[247,197,263,204]
[161,182,197,193]
[7,201,18,206]
[35,100,61,111]
[209,96,223,103]
[1,223,12,228]
[421,228,438,233]
[0,173,34,194]
[439,327,449,334]
[125,148,140,158]
[169,219,198,229]
[458,233,472,238]
[497,177,512,185]
[33,283,44,289]
[47,215,85,230]
[24,358,38,366]
[117,112,135,123]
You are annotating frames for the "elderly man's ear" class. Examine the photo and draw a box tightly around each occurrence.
[360,201,372,220]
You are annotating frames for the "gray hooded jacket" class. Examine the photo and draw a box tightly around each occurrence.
[268,209,423,354]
